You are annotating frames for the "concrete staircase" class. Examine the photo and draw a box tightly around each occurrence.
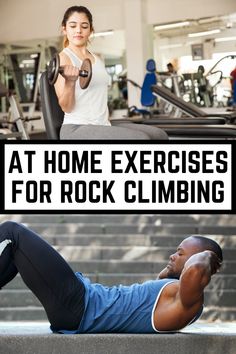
[0,214,236,322]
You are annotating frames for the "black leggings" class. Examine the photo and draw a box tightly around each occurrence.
[0,221,85,331]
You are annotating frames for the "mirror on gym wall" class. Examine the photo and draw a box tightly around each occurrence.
[7,52,41,103]
[153,13,236,107]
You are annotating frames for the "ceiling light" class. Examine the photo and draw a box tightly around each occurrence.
[92,30,114,38]
[22,59,35,64]
[30,53,38,58]
[215,36,236,42]
[188,29,221,37]
[160,43,182,49]
[198,16,220,24]
[226,22,233,28]
[154,21,190,31]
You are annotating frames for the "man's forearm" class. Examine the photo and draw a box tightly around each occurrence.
[179,251,220,307]
[182,253,211,286]
[183,250,220,278]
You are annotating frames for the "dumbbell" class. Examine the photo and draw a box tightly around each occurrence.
[47,53,92,89]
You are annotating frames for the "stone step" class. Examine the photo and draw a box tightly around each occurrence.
[67,260,236,275]
[0,259,234,277]
[2,214,236,226]
[0,322,236,354]
[1,288,235,308]
[0,215,157,225]
[41,234,236,248]
[11,223,236,237]
[0,307,47,321]
[5,274,236,290]
[201,306,236,321]
[47,245,236,261]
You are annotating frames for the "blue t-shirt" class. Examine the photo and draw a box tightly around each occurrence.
[56,273,202,334]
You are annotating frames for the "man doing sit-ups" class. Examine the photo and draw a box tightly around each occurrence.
[0,221,222,333]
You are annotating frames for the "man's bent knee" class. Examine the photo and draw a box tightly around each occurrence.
[0,221,21,235]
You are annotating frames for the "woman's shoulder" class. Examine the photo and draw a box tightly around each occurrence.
[87,50,99,61]
[91,53,106,67]
[59,48,73,65]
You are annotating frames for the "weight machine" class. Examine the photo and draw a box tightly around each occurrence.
[0,81,32,140]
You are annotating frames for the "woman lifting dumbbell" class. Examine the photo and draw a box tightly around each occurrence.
[52,6,168,140]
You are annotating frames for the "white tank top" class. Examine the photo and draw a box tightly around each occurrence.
[62,47,111,126]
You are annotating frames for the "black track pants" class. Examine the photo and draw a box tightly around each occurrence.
[0,221,85,331]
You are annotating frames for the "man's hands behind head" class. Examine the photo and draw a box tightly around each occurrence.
[202,250,222,275]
